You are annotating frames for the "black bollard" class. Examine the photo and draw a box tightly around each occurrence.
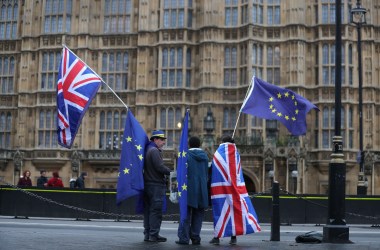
[270,181,280,241]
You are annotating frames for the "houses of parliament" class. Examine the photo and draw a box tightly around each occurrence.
[1,0,380,195]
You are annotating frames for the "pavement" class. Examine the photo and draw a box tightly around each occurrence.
[1,216,380,249]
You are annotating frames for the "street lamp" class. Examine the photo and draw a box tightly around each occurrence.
[351,0,367,195]
[323,0,350,243]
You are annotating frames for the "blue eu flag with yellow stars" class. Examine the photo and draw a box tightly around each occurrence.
[241,76,318,136]
[116,109,149,205]
[177,110,189,222]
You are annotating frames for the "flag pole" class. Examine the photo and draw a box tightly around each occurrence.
[232,76,255,138]
[62,44,129,110]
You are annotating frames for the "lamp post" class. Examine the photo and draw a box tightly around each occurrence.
[322,0,350,243]
[351,0,367,196]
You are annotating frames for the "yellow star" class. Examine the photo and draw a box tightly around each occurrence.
[123,168,130,174]
[182,151,187,157]
[182,183,187,191]
[292,95,295,100]
[118,172,120,177]
[272,109,276,113]
[295,109,299,114]
[269,97,274,102]
[294,101,297,106]
[269,104,274,109]
[292,117,296,121]
[135,144,142,151]
[277,112,282,117]
[178,191,181,197]
[178,152,181,158]
[285,115,289,120]
[285,92,289,97]
[138,154,143,161]
[277,93,282,98]
[126,136,132,142]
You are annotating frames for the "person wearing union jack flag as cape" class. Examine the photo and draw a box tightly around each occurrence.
[209,135,261,245]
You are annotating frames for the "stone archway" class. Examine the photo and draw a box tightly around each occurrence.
[243,168,260,194]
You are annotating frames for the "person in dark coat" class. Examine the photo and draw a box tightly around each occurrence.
[17,170,32,187]
[47,172,64,187]
[176,136,210,245]
[143,130,171,243]
[37,170,48,188]
[75,172,87,188]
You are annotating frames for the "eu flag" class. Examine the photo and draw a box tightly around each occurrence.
[241,76,318,136]
[177,110,189,222]
[116,109,149,205]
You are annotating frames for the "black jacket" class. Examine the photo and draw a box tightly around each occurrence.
[37,176,48,188]
[143,141,171,186]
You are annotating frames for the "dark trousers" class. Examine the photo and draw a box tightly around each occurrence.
[143,184,166,238]
[177,206,205,243]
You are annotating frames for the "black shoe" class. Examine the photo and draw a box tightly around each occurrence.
[192,240,201,245]
[175,240,189,245]
[229,236,237,245]
[157,235,167,242]
[209,237,220,245]
[148,235,167,243]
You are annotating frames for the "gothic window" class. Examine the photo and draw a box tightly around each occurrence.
[267,45,280,85]
[321,0,344,24]
[99,110,127,149]
[163,0,192,28]
[252,44,263,78]
[101,51,128,91]
[314,112,319,148]
[44,0,72,33]
[240,44,247,85]
[41,51,61,90]
[348,106,353,148]
[251,116,262,141]
[348,44,353,85]
[159,107,182,148]
[0,112,11,149]
[322,44,334,85]
[224,46,237,86]
[267,0,280,25]
[322,107,334,149]
[38,109,58,148]
[222,107,237,135]
[321,43,346,85]
[0,0,18,39]
[252,0,263,25]
[104,0,132,33]
[225,0,238,26]
[241,0,248,24]
[161,47,187,88]
[0,56,15,93]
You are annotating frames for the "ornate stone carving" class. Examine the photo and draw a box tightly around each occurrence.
[13,150,24,172]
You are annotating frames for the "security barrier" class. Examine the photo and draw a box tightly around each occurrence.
[1,185,380,224]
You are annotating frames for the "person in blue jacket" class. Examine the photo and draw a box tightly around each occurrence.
[176,136,210,245]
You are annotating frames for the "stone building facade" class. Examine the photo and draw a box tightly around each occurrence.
[1,0,380,194]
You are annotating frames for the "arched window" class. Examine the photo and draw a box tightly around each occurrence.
[101,51,129,91]
[159,107,182,148]
[99,110,126,149]
[38,109,57,148]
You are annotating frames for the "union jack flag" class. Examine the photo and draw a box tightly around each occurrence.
[57,47,102,148]
[210,142,261,238]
